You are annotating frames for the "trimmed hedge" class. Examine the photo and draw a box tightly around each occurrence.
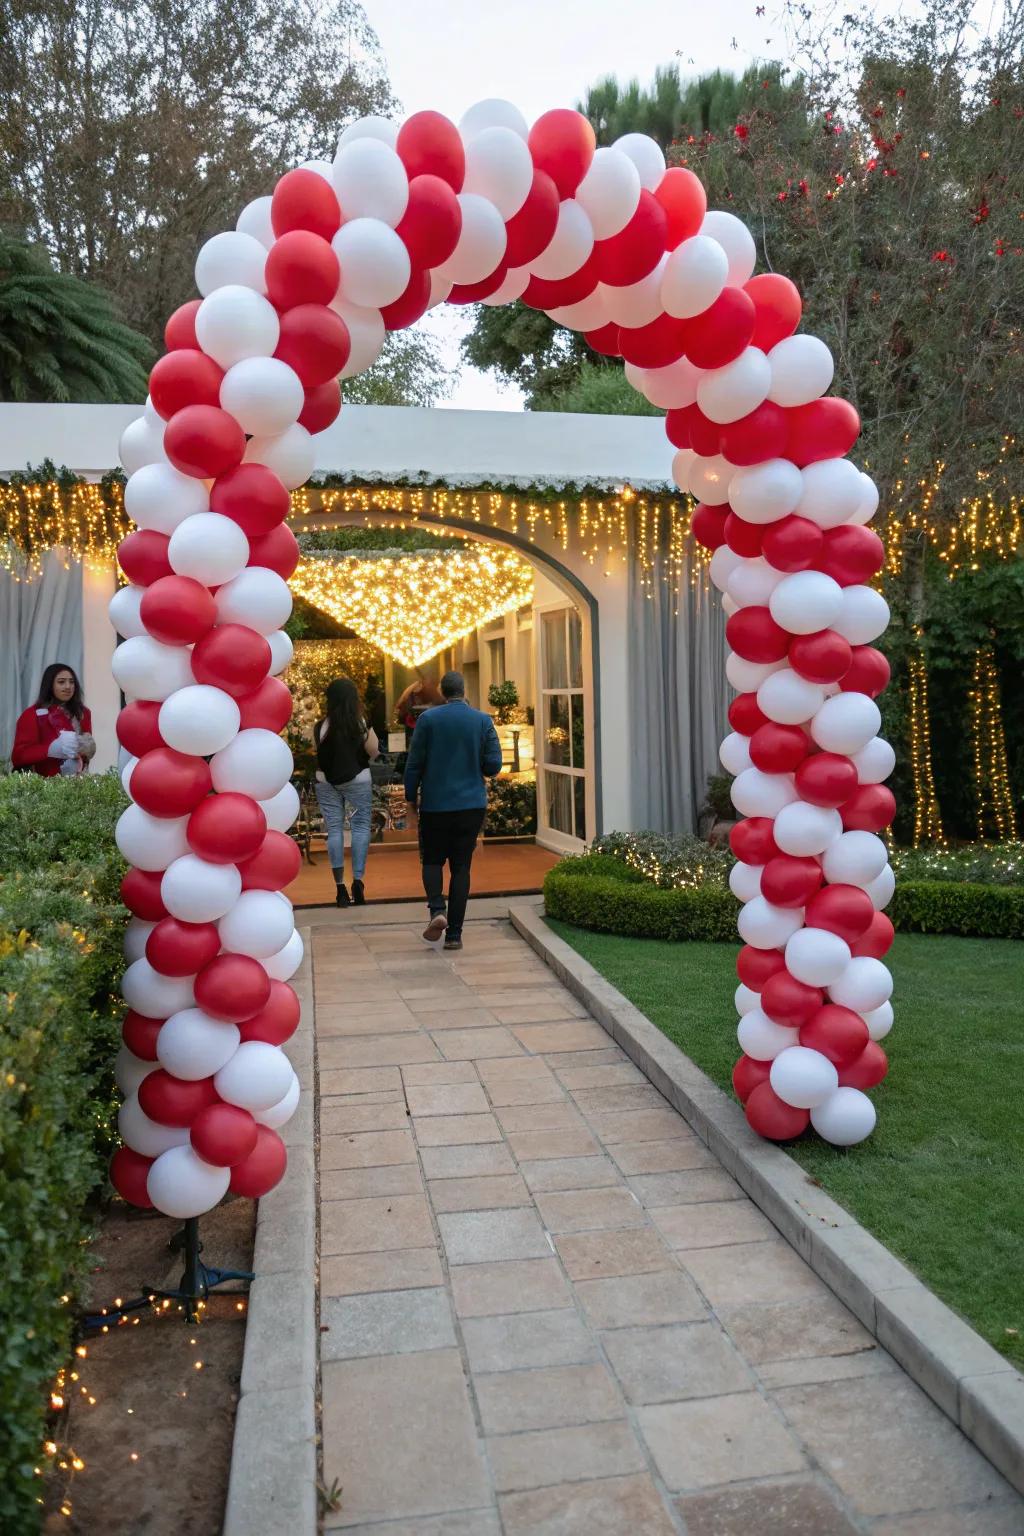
[891,880,1024,939]
[0,772,126,1530]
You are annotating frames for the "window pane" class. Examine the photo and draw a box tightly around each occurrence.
[570,694,585,769]
[568,609,583,688]
[488,638,506,684]
[573,775,587,844]
[542,611,569,689]
[544,694,570,765]
[544,770,573,835]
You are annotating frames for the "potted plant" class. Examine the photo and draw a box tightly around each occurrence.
[488,680,520,724]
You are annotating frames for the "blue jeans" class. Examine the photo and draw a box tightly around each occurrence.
[316,777,372,881]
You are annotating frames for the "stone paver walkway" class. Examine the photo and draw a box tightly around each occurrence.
[313,917,1022,1535]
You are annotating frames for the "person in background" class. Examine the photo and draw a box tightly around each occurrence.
[11,663,95,776]
[395,674,443,741]
[315,677,378,908]
[364,673,388,747]
[404,670,502,952]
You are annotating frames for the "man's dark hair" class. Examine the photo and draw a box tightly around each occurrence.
[441,670,466,699]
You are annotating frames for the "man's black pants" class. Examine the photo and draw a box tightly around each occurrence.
[418,808,486,940]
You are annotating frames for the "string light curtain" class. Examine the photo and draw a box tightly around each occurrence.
[907,641,946,845]
[968,645,1019,842]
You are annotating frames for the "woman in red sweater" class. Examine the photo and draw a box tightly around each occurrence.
[11,663,96,777]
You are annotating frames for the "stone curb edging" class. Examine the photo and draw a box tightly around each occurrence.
[223,926,318,1536]
[510,902,1024,1497]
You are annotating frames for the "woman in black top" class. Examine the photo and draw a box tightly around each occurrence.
[315,677,379,907]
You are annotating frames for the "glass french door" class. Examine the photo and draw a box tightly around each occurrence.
[538,606,587,848]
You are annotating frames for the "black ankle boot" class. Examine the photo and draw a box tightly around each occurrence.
[335,883,351,908]
[352,879,366,906]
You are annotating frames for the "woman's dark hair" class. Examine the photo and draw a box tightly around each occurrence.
[323,676,364,747]
[35,662,85,720]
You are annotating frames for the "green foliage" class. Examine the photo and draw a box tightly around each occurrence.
[485,776,537,838]
[581,62,800,148]
[703,773,736,823]
[534,361,660,417]
[300,525,463,553]
[592,831,731,889]
[488,680,520,725]
[891,881,1024,939]
[890,842,1024,886]
[544,855,738,940]
[342,328,454,407]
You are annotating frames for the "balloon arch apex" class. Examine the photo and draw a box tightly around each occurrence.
[109,97,896,1219]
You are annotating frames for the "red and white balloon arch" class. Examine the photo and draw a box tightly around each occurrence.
[108,100,897,1219]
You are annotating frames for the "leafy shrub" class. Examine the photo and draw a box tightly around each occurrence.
[544,857,738,941]
[892,881,1024,939]
[485,776,538,838]
[488,680,520,724]
[890,843,1024,887]
[592,831,731,889]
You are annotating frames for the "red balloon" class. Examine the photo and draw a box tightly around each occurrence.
[728,693,769,736]
[851,911,895,958]
[795,752,859,808]
[248,523,300,580]
[147,917,221,977]
[800,1004,869,1067]
[594,190,667,286]
[265,230,339,310]
[165,300,201,351]
[787,398,861,467]
[191,624,272,697]
[745,1081,810,1141]
[732,1054,771,1104]
[210,462,291,538]
[616,312,686,368]
[819,525,884,587]
[761,515,825,574]
[804,883,875,943]
[149,349,224,420]
[238,830,302,891]
[121,868,168,922]
[730,816,779,865]
[140,575,217,646]
[736,944,786,989]
[726,606,790,663]
[237,980,301,1044]
[720,401,789,467]
[583,322,622,358]
[788,629,853,685]
[275,303,351,384]
[527,109,595,198]
[724,512,765,557]
[379,266,433,330]
[523,251,599,311]
[237,674,294,732]
[110,1146,154,1208]
[749,722,809,774]
[840,645,890,698]
[122,1010,164,1060]
[447,266,510,304]
[396,174,463,267]
[761,970,823,1028]
[118,529,173,587]
[139,1070,218,1127]
[654,167,706,247]
[664,407,692,449]
[188,792,268,865]
[298,378,342,435]
[683,286,756,369]
[271,167,341,240]
[190,1102,259,1167]
[504,170,560,266]
[744,274,802,351]
[397,110,465,189]
[760,854,823,908]
[131,748,213,818]
[691,504,728,550]
[117,700,165,757]
[195,953,272,1022]
[674,404,720,457]
[230,1124,287,1197]
[841,784,897,833]
[838,1041,889,1090]
[164,404,245,479]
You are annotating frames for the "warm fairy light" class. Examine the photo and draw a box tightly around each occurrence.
[969,645,1019,841]
[907,639,945,846]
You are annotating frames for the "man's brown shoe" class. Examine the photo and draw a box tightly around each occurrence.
[423,913,448,943]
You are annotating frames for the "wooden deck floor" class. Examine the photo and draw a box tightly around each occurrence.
[285,841,560,909]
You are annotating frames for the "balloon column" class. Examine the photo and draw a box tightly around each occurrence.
[109,101,894,1215]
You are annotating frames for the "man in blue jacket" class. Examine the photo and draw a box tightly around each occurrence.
[404,670,503,950]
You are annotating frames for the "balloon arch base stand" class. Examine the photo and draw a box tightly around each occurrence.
[82,1216,254,1330]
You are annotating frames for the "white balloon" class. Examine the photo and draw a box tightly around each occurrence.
[214,567,292,635]
[661,234,729,320]
[769,571,843,636]
[236,195,276,250]
[834,586,890,646]
[195,285,280,370]
[333,300,386,378]
[735,982,761,1016]
[124,461,209,536]
[786,927,851,987]
[697,347,771,425]
[428,270,454,308]
[109,583,147,639]
[830,956,893,1013]
[220,357,304,437]
[613,132,666,191]
[711,546,745,596]
[120,415,167,476]
[797,458,865,530]
[738,896,804,950]
[115,1045,157,1097]
[811,693,882,755]
[215,1040,294,1111]
[720,731,753,776]
[729,459,803,524]
[768,334,834,407]
[771,1045,839,1109]
[738,1009,800,1060]
[124,917,156,966]
[850,471,880,527]
[332,138,409,226]
[598,257,666,329]
[727,557,785,608]
[773,802,843,857]
[628,356,701,409]
[162,854,243,923]
[671,448,696,495]
[219,889,294,960]
[263,928,305,981]
[267,629,294,677]
[689,454,735,506]
[332,217,410,307]
[259,780,300,833]
[482,267,531,306]
[726,654,785,693]
[120,754,139,796]
[300,159,335,183]
[122,958,195,1018]
[852,737,897,785]
[700,210,756,285]
[722,595,739,617]
[576,147,641,239]
[337,115,399,150]
[168,512,249,586]
[459,99,529,142]
[431,193,506,285]
[157,1009,241,1080]
[148,1144,231,1219]
[112,635,194,703]
[863,1000,894,1041]
[463,126,535,220]
[758,669,826,726]
[811,1086,877,1146]
[211,728,293,800]
[118,1094,189,1158]
[864,863,896,911]
[244,423,316,490]
[731,767,798,819]
[253,1072,300,1128]
[159,685,240,756]
[729,861,763,901]
[822,830,888,889]
[529,199,593,282]
[196,230,268,297]
[144,394,162,427]
[548,288,612,333]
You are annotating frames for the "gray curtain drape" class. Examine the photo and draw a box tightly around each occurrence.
[1,551,84,763]
[627,514,729,833]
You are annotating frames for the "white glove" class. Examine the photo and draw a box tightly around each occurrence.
[47,731,79,760]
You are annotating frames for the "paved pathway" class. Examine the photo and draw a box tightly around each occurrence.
[313,916,1022,1534]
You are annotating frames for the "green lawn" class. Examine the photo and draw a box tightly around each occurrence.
[547,923,1024,1365]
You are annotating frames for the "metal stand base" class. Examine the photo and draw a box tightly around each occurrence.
[82,1217,254,1330]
